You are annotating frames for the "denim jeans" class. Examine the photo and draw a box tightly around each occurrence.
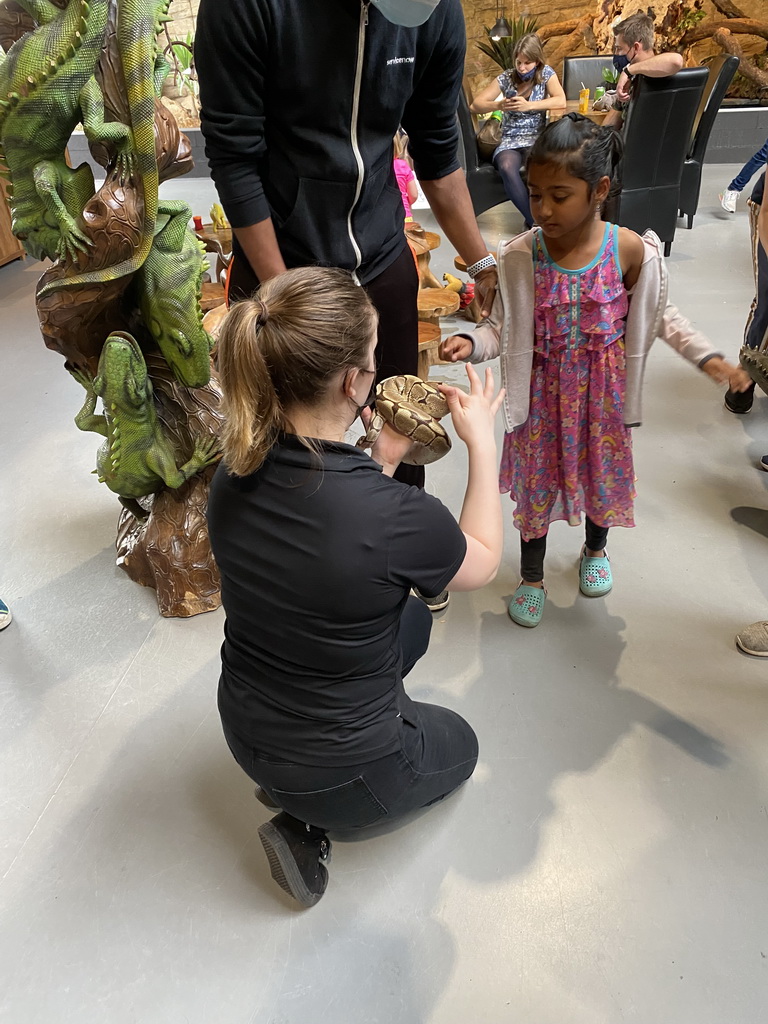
[220,597,478,832]
[728,138,768,193]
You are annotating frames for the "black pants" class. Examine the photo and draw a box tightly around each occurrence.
[520,518,609,583]
[228,244,423,488]
[221,597,478,833]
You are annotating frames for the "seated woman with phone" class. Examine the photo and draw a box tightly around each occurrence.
[470,33,565,227]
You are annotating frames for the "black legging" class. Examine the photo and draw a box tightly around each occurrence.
[494,147,533,227]
[520,518,609,583]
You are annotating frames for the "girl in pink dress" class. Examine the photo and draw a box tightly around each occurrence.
[394,131,418,222]
[441,114,750,627]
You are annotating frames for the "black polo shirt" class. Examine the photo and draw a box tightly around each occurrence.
[207,435,466,766]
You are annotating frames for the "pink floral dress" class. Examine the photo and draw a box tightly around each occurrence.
[499,223,636,541]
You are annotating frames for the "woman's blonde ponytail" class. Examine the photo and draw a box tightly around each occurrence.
[216,266,378,477]
[217,298,282,477]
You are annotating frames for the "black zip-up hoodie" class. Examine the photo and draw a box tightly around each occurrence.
[196,0,465,284]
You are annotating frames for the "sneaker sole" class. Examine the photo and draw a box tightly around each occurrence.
[0,613,12,631]
[424,598,450,612]
[735,636,768,657]
[724,398,752,415]
[759,461,768,473]
[257,821,327,908]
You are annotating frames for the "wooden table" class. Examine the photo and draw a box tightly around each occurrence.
[549,100,609,125]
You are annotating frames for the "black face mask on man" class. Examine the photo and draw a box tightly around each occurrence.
[613,53,631,74]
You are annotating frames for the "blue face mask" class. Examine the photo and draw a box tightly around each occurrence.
[517,67,537,82]
[370,0,442,27]
[613,53,630,74]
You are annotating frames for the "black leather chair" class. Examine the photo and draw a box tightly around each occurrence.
[678,55,739,228]
[611,68,708,256]
[562,56,615,101]
[456,89,509,217]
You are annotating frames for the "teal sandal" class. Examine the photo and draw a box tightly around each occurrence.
[579,548,612,597]
[508,583,546,627]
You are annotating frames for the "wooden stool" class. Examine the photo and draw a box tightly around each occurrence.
[417,321,442,380]
[200,281,226,313]
[417,287,459,327]
[406,224,442,290]
[195,222,233,285]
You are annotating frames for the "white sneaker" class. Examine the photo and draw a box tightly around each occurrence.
[0,598,12,631]
[719,189,739,213]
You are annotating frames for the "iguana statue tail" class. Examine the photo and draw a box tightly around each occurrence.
[37,0,170,298]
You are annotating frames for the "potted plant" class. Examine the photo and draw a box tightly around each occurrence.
[477,15,540,73]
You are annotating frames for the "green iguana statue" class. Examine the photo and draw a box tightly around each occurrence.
[70,331,219,513]
[137,199,213,389]
[0,0,171,295]
[0,0,132,261]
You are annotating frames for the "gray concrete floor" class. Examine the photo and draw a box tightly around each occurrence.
[2,165,768,1023]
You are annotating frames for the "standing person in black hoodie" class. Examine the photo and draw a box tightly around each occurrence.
[195,0,499,501]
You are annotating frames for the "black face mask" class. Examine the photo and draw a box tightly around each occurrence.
[346,369,377,420]
[613,53,631,74]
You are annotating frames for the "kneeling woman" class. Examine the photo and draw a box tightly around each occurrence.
[208,267,504,907]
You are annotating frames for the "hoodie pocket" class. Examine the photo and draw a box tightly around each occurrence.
[277,177,357,268]
[354,163,404,265]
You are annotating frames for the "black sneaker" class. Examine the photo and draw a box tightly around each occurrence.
[258,813,331,907]
[414,588,450,612]
[724,383,754,414]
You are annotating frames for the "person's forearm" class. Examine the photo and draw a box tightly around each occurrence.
[458,441,502,558]
[420,169,491,267]
[233,219,287,284]
[470,96,502,115]
[530,95,566,111]
[630,53,683,77]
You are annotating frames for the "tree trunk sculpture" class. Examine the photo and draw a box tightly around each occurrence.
[0,0,224,617]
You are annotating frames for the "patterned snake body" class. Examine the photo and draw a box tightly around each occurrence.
[356,374,452,466]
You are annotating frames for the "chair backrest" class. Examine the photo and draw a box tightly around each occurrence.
[687,54,739,161]
[617,68,708,242]
[457,88,483,173]
[562,56,615,101]
[621,69,708,191]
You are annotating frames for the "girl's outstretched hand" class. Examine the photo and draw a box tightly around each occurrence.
[439,365,505,449]
[702,357,752,392]
[439,333,474,362]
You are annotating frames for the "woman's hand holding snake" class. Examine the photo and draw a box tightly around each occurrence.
[360,406,415,476]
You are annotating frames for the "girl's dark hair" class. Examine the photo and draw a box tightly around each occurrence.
[527,113,624,192]
[510,33,545,89]
[217,266,378,476]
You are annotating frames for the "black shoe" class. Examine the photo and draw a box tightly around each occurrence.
[414,588,450,612]
[258,813,331,907]
[724,383,755,414]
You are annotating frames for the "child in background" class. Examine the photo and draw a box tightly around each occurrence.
[394,130,419,224]
[440,114,750,628]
